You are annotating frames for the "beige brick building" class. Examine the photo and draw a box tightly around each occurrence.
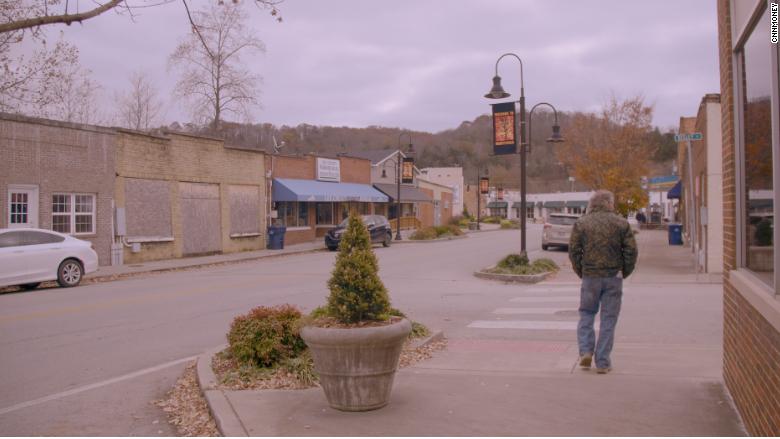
[114,130,267,264]
[717,0,780,435]
[0,113,116,265]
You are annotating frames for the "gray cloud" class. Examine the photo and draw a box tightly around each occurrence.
[45,0,718,132]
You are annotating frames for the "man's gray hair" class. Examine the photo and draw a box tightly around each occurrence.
[588,190,615,212]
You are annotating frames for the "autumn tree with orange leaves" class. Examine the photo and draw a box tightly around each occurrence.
[555,95,653,216]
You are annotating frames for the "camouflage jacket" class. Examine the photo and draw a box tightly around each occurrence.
[568,207,638,279]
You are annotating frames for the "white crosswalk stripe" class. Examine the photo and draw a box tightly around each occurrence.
[468,320,582,330]
[493,307,575,315]
[509,296,579,303]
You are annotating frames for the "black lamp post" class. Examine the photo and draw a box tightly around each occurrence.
[477,166,488,230]
[396,132,413,240]
[485,53,564,257]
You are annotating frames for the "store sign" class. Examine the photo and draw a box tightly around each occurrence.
[491,102,517,155]
[479,177,490,194]
[316,158,340,182]
[402,157,415,184]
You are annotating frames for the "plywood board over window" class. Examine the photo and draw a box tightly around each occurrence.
[179,182,221,255]
[229,185,261,236]
[125,178,173,239]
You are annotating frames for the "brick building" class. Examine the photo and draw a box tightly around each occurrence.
[267,153,387,245]
[677,95,724,274]
[114,130,267,264]
[0,113,116,265]
[717,0,780,435]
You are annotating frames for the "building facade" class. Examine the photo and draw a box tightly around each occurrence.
[419,167,464,217]
[717,0,780,434]
[0,113,116,265]
[114,130,267,264]
[267,154,387,245]
[678,95,724,274]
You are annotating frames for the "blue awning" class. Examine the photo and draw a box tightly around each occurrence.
[566,200,588,208]
[667,181,682,199]
[544,201,566,208]
[273,178,389,203]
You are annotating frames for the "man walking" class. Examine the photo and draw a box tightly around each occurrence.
[569,190,638,374]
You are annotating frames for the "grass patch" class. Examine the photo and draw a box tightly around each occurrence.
[410,225,464,240]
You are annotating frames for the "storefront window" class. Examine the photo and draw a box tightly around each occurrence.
[740,8,774,286]
[316,202,333,225]
[298,203,309,226]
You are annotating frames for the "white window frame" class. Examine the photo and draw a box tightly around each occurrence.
[732,0,780,297]
[7,184,39,228]
[52,193,96,235]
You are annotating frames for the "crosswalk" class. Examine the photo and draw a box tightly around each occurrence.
[467,283,596,331]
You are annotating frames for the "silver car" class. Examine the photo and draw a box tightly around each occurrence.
[541,213,580,250]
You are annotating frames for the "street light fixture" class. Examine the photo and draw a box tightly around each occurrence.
[396,132,413,240]
[484,53,564,257]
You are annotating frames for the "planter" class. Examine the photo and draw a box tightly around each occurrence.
[301,318,411,412]
[473,266,553,283]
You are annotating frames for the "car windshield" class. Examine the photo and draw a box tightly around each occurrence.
[337,215,373,228]
[548,216,578,226]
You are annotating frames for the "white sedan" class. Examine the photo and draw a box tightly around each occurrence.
[0,228,99,289]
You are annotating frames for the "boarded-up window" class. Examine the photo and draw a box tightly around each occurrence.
[229,185,260,234]
[179,182,221,255]
[125,178,172,238]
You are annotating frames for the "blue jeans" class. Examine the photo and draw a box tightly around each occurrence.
[577,276,623,369]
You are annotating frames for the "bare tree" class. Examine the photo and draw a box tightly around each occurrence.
[0,0,283,34]
[169,1,264,131]
[34,63,103,124]
[116,71,164,130]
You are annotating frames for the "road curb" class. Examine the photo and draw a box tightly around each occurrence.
[473,267,554,284]
[85,247,326,284]
[409,329,445,349]
[396,235,469,244]
[196,346,249,437]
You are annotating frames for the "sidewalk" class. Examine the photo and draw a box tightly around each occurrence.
[196,228,745,436]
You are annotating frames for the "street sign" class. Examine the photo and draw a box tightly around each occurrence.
[674,133,703,142]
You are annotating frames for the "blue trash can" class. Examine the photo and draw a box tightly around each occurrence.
[267,225,286,249]
[668,224,683,245]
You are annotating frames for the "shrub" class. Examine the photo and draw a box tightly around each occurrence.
[448,215,464,226]
[326,212,391,323]
[482,216,501,224]
[447,224,464,236]
[532,258,559,272]
[498,253,529,269]
[410,227,438,240]
[227,304,307,367]
[500,219,520,229]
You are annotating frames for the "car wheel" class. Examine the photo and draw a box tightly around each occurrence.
[57,259,83,288]
[327,245,338,251]
[542,244,549,251]
[383,232,392,247]
[21,282,41,290]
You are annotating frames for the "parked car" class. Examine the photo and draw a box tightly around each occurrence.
[325,215,393,251]
[541,213,580,250]
[0,228,99,289]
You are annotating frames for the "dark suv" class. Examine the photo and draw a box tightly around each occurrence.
[325,215,393,251]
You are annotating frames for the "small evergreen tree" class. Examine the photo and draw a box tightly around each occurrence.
[326,212,391,323]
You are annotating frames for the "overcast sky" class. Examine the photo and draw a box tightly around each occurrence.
[51,0,719,133]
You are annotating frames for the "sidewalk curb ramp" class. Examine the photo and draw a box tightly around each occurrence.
[196,330,445,437]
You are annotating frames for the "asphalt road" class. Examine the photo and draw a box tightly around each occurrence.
[0,226,552,435]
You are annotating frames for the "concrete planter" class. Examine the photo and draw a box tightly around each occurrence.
[301,318,411,412]
[474,266,554,283]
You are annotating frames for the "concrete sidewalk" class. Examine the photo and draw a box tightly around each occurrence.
[196,229,745,436]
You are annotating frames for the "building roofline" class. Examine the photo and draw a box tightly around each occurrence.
[0,112,116,135]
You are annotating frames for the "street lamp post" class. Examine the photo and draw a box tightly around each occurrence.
[396,132,413,240]
[477,166,488,230]
[485,54,564,257]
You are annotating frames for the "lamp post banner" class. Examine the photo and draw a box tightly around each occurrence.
[479,177,490,194]
[491,102,517,155]
[402,157,415,184]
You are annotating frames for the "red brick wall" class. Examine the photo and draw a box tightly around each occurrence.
[339,156,371,184]
[441,191,453,225]
[718,0,780,435]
